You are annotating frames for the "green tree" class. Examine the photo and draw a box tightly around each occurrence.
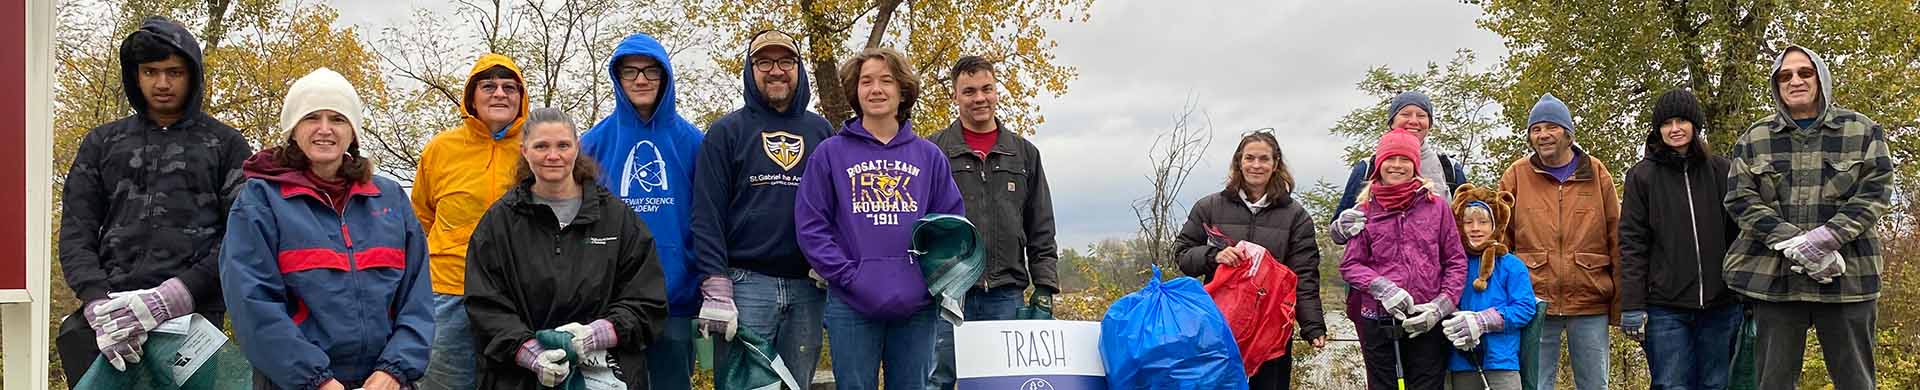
[1471,0,1920,178]
[1326,50,1511,184]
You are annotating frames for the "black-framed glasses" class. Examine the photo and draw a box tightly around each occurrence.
[753,57,800,72]
[619,66,665,82]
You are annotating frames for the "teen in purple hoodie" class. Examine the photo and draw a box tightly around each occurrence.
[794,47,964,390]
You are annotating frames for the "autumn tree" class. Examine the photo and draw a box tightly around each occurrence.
[680,0,1092,135]
[1471,0,1920,178]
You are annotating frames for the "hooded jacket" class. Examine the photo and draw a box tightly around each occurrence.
[1724,46,1894,303]
[688,41,833,280]
[581,33,706,316]
[1620,120,1739,311]
[794,119,966,321]
[221,150,434,389]
[1338,184,1469,320]
[465,180,669,390]
[411,54,530,295]
[1172,189,1327,342]
[1498,146,1622,319]
[58,17,252,315]
[928,120,1061,294]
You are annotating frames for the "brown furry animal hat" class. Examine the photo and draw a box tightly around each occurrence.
[1451,183,1515,291]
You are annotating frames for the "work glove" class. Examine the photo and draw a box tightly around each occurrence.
[1016,287,1056,320]
[93,278,194,341]
[1334,208,1367,238]
[1366,278,1415,318]
[1792,250,1846,284]
[556,320,618,353]
[695,275,738,340]
[1772,226,1841,267]
[1441,310,1496,351]
[1620,310,1647,342]
[516,339,572,387]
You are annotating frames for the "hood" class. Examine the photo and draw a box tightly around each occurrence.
[1643,127,1709,165]
[460,54,531,140]
[241,147,333,192]
[836,117,919,149]
[741,42,813,117]
[1769,45,1837,128]
[121,17,207,119]
[605,33,685,130]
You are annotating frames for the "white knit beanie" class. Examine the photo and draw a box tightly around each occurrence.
[279,68,364,136]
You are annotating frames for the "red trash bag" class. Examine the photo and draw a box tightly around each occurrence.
[1201,225,1298,378]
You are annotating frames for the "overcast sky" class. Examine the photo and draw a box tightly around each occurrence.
[328,0,1510,251]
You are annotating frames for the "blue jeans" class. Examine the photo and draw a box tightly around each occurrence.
[421,293,474,390]
[929,287,1025,390]
[712,269,826,388]
[1645,304,1743,390]
[648,317,696,389]
[825,292,938,390]
[1538,314,1610,390]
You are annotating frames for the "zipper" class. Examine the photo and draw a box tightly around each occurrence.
[324,191,373,359]
[1683,165,1705,308]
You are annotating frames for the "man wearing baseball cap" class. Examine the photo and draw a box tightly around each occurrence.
[689,29,834,387]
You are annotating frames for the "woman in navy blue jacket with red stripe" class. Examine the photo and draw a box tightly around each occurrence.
[220,68,433,390]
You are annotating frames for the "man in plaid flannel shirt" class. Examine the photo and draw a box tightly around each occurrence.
[1723,45,1894,390]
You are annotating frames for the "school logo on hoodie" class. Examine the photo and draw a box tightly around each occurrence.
[622,140,670,195]
[762,131,805,171]
[847,159,922,225]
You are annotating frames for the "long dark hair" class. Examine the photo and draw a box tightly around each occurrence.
[275,135,373,183]
[1226,131,1293,199]
[514,108,600,186]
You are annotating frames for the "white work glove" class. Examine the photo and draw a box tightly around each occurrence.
[1366,278,1415,318]
[517,339,572,387]
[556,320,618,353]
[1402,296,1454,338]
[1791,250,1846,284]
[1334,208,1367,238]
[696,276,739,340]
[1442,310,1502,351]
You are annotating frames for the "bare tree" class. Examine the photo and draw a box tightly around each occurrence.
[1133,99,1211,273]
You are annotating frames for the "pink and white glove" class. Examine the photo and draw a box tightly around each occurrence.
[556,319,619,353]
[695,276,738,340]
[94,278,194,339]
[516,339,571,387]
[1772,226,1841,266]
[89,298,148,371]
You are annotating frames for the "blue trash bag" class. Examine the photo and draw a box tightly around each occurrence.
[1099,265,1249,390]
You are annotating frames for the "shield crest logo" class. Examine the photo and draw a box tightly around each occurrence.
[762,131,805,171]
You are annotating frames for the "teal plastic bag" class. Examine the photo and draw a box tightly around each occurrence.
[1519,300,1549,390]
[719,330,802,390]
[1729,309,1758,390]
[911,214,986,326]
[71,330,253,389]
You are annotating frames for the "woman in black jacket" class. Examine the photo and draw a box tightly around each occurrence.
[1618,89,1742,390]
[465,108,668,389]
[1172,131,1326,389]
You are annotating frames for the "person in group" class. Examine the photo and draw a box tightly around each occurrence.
[1619,89,1742,390]
[1724,45,1893,390]
[56,16,252,383]
[1439,184,1536,390]
[1498,93,1621,390]
[579,32,706,390]
[926,55,1064,390]
[465,107,670,389]
[413,53,530,390]
[221,68,434,390]
[1338,129,1467,390]
[1171,131,1327,389]
[794,47,965,390]
[690,29,833,386]
[1329,91,1469,245]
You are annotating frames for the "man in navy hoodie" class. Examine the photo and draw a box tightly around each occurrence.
[580,32,705,389]
[795,47,965,390]
[691,30,834,386]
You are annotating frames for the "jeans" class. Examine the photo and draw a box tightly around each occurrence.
[1537,314,1609,390]
[648,317,696,390]
[712,268,826,388]
[421,293,474,390]
[929,287,1024,390]
[1644,304,1743,390]
[1752,300,1875,390]
[825,292,938,390]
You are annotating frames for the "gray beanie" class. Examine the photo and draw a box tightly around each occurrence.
[1526,93,1574,138]
[1386,91,1433,127]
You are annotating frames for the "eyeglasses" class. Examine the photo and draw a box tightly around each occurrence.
[619,66,665,82]
[1774,68,1817,84]
[752,57,800,72]
[1242,128,1276,137]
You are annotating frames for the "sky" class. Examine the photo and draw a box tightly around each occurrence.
[326,0,1511,251]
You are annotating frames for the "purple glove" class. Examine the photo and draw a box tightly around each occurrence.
[96,278,194,337]
[695,276,738,340]
[555,319,619,353]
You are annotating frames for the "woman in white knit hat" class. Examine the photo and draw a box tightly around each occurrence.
[220,68,435,390]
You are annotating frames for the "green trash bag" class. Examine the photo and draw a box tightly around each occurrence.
[910,214,985,327]
[1518,300,1549,390]
[1729,309,1759,390]
[719,330,802,390]
[72,323,253,389]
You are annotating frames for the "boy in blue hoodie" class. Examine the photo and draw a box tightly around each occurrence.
[1440,184,1537,390]
[794,47,965,390]
[692,30,835,386]
[580,32,705,389]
